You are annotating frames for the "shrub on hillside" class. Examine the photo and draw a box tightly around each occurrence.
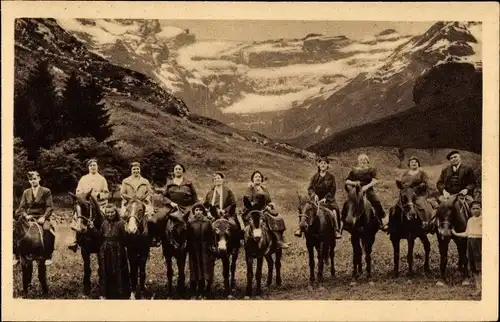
[139,147,177,186]
[38,137,129,193]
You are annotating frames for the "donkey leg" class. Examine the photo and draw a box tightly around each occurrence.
[351,236,362,280]
[421,235,431,275]
[129,257,139,297]
[245,255,254,298]
[222,257,231,296]
[407,235,415,277]
[165,256,174,297]
[255,257,264,296]
[391,237,400,278]
[330,240,336,278]
[266,254,274,287]
[317,244,325,284]
[230,253,238,293]
[38,261,49,295]
[177,253,187,297]
[455,238,469,281]
[82,253,91,296]
[139,258,148,296]
[307,243,315,284]
[438,238,450,281]
[21,259,33,297]
[275,248,282,286]
[364,237,374,279]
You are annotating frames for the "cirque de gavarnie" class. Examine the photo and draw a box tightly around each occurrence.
[16,18,482,157]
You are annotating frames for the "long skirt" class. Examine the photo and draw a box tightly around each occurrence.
[99,240,130,299]
[467,237,482,273]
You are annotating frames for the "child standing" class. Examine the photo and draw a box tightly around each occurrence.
[99,204,130,299]
[452,201,482,295]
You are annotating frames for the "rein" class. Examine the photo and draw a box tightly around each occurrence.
[76,201,95,229]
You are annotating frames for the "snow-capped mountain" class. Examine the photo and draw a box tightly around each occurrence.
[55,19,415,125]
[54,19,481,150]
[279,21,482,148]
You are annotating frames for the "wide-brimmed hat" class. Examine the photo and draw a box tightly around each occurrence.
[446,150,460,160]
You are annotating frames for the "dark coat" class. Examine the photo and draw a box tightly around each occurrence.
[15,186,54,219]
[308,171,339,212]
[436,164,476,195]
[204,185,237,215]
[162,177,198,212]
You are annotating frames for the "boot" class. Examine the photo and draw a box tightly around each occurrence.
[294,229,302,238]
[68,234,79,253]
[274,231,290,249]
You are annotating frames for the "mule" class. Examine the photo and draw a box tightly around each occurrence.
[186,213,215,299]
[342,184,379,282]
[242,195,282,298]
[389,182,432,277]
[123,197,151,299]
[435,194,470,284]
[161,207,189,298]
[297,195,336,288]
[14,212,53,297]
[211,217,241,298]
[69,190,104,296]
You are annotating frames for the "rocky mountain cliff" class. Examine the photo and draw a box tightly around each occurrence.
[14,18,316,167]
[15,18,190,118]
[281,21,482,148]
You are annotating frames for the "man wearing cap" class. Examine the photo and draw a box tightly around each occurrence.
[14,171,55,266]
[436,150,476,207]
[68,159,110,252]
[120,162,155,228]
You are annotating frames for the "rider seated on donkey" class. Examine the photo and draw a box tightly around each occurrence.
[14,171,55,266]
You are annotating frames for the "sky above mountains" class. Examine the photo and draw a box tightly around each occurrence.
[160,20,435,41]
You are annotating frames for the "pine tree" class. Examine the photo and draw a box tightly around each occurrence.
[80,77,112,142]
[60,71,85,138]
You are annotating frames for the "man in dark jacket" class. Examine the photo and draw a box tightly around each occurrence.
[14,171,55,266]
[436,151,476,207]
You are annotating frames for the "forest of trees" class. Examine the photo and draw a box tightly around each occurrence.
[14,60,176,197]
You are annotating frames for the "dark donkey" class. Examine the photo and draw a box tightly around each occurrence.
[161,206,189,298]
[342,183,379,282]
[389,181,432,277]
[69,190,105,296]
[13,211,54,297]
[297,194,336,289]
[211,216,241,298]
[243,195,282,298]
[435,194,471,285]
[123,197,151,299]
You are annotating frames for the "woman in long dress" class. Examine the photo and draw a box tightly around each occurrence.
[68,159,110,252]
[344,154,388,231]
[98,204,130,299]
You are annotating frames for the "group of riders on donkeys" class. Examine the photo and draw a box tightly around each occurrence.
[13,149,478,297]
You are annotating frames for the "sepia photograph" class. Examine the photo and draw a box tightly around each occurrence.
[2,1,499,321]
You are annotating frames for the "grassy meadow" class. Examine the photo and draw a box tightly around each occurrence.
[13,145,482,300]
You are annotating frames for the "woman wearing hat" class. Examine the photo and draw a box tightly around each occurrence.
[345,154,388,231]
[119,161,155,221]
[295,156,342,239]
[68,159,110,252]
[14,171,55,266]
[391,156,434,231]
[204,172,241,232]
[242,170,290,249]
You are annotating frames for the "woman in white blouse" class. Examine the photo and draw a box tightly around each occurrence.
[68,159,110,252]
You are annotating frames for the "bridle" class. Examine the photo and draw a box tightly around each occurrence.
[75,200,96,229]
[396,189,417,220]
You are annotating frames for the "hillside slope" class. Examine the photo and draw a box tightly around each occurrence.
[308,62,482,155]
[14,18,316,188]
